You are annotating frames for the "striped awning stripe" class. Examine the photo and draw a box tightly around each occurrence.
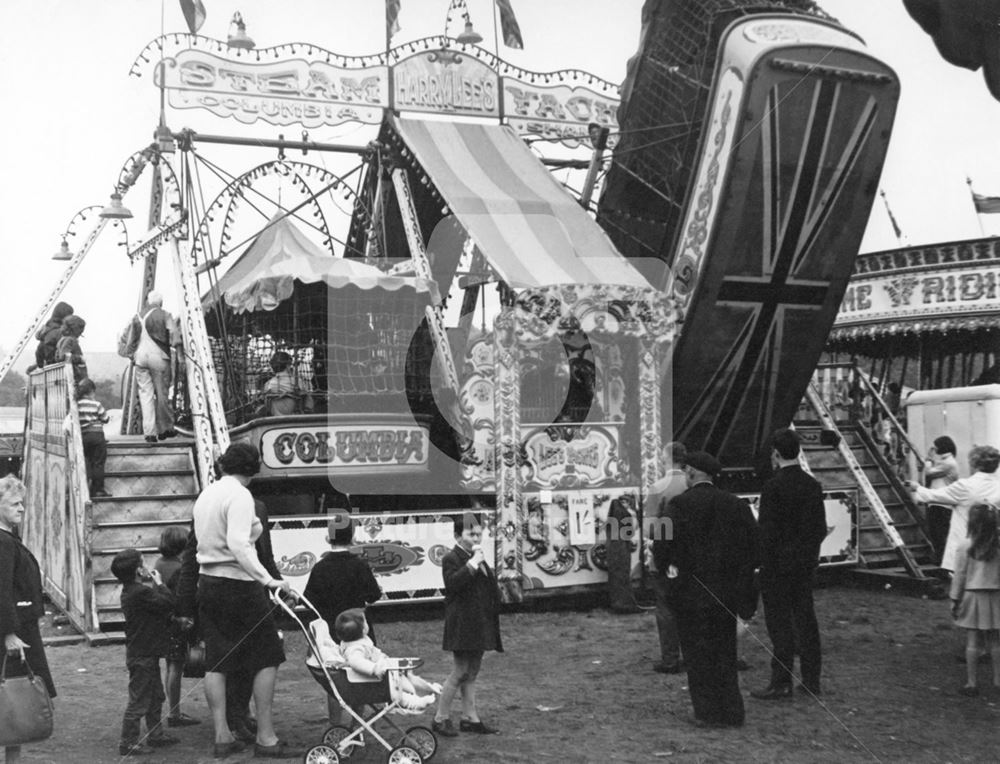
[392,117,654,290]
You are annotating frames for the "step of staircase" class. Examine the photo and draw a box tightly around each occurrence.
[797,421,936,575]
[90,439,199,630]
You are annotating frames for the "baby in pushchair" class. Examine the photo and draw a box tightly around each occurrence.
[334,608,442,709]
[277,592,442,763]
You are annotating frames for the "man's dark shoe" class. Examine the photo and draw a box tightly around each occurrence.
[213,740,246,759]
[800,682,822,696]
[431,718,459,737]
[459,719,499,734]
[253,740,302,758]
[653,661,684,674]
[750,684,793,700]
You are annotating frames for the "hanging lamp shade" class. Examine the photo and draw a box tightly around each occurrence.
[100,192,133,220]
[227,13,255,49]
[456,20,483,44]
[52,239,73,261]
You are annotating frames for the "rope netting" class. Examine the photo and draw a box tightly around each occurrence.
[202,281,432,425]
[598,0,831,263]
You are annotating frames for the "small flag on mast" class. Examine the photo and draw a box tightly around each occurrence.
[879,189,903,243]
[495,0,523,49]
[386,0,402,40]
[179,0,207,35]
[968,177,1000,214]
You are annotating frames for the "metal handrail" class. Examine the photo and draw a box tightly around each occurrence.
[854,369,925,463]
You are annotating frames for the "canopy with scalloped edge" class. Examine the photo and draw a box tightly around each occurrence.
[201,213,439,314]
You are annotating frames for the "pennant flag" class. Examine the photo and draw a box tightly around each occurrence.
[973,191,1000,214]
[495,0,523,49]
[879,190,902,242]
[179,0,207,34]
[386,0,402,40]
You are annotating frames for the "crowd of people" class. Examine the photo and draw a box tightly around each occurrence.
[70,442,499,760]
[3,374,999,755]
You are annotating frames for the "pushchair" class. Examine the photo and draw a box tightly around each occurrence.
[272,591,438,764]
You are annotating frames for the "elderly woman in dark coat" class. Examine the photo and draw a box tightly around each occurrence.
[431,513,503,738]
[0,476,56,762]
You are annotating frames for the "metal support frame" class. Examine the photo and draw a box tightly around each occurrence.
[390,168,463,396]
[170,235,230,487]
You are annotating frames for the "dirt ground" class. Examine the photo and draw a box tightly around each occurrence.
[14,581,1000,763]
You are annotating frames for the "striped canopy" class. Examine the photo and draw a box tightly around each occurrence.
[392,117,655,291]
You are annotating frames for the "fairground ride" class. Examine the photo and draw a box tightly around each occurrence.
[8,0,904,636]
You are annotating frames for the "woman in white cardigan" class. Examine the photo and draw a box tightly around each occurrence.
[907,444,1000,573]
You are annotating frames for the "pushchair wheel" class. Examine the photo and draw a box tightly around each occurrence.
[399,726,437,760]
[322,725,357,758]
[304,744,340,764]
[387,744,423,764]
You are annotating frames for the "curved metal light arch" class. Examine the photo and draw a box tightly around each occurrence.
[190,159,372,270]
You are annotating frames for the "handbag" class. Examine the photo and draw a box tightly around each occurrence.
[0,654,54,746]
[183,640,206,679]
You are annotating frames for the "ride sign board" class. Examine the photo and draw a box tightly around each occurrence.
[154,49,388,128]
[148,41,620,147]
[393,50,499,118]
[259,424,428,471]
[836,263,1000,328]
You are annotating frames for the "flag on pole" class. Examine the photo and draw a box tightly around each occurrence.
[495,0,523,49]
[879,190,902,242]
[973,191,1000,214]
[179,0,207,34]
[386,0,402,40]
[968,176,1000,214]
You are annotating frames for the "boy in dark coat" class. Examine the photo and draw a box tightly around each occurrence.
[113,548,179,757]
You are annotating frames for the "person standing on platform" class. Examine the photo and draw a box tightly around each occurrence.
[55,314,88,383]
[606,495,642,614]
[644,441,688,673]
[133,291,180,444]
[31,301,73,370]
[750,428,827,701]
[653,452,758,728]
[922,436,960,566]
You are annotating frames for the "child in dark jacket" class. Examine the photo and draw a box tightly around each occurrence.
[55,314,88,382]
[112,548,180,757]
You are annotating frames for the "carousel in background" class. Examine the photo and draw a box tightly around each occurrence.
[827,234,1000,393]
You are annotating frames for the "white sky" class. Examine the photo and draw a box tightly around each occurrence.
[1,0,999,354]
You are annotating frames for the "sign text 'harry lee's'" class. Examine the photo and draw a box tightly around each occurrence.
[261,426,427,469]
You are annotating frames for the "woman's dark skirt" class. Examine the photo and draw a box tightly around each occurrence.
[198,575,284,675]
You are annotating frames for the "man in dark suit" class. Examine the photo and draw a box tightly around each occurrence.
[653,451,758,728]
[751,428,827,700]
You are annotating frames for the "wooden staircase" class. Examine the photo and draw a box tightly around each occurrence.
[89,438,200,631]
[797,423,938,577]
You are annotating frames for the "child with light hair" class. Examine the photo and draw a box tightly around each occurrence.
[334,609,441,710]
